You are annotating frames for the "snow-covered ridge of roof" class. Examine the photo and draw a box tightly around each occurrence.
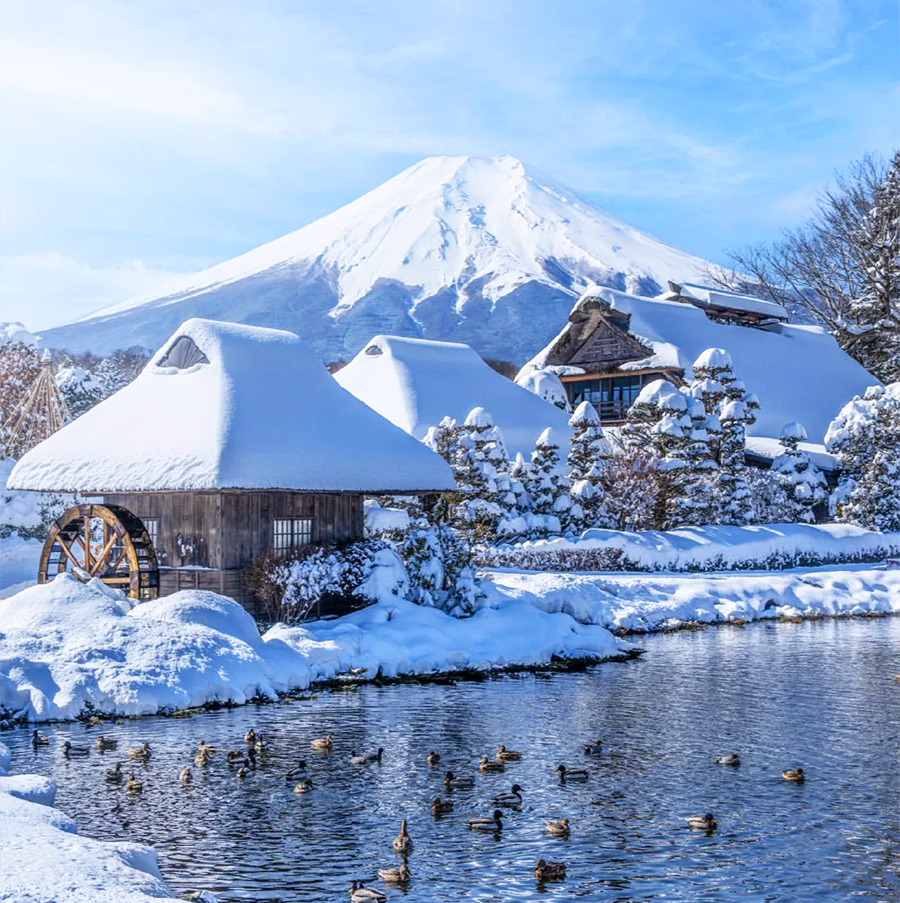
[9,319,455,493]
[673,282,789,320]
[519,287,878,442]
[335,334,570,457]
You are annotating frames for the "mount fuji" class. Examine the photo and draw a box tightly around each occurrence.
[41,155,719,363]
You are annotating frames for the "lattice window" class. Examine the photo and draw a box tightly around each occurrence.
[142,518,159,547]
[273,518,313,555]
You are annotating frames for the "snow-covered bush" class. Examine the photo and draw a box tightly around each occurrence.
[567,402,612,530]
[524,427,571,534]
[55,362,104,419]
[771,422,828,523]
[515,367,570,410]
[827,383,900,532]
[745,468,794,524]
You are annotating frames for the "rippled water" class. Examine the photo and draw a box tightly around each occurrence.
[5,617,899,902]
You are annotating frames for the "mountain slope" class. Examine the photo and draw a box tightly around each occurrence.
[41,155,719,362]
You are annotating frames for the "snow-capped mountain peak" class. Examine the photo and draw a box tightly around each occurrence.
[43,154,718,362]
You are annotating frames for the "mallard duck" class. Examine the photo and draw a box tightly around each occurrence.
[534,859,567,882]
[686,813,717,830]
[782,767,805,782]
[491,784,523,807]
[194,749,212,767]
[253,734,268,753]
[105,762,124,783]
[196,739,215,752]
[479,756,505,773]
[430,796,454,815]
[545,817,570,836]
[285,761,308,781]
[244,729,258,745]
[311,735,333,751]
[378,862,410,884]
[426,750,441,766]
[351,748,384,765]
[392,818,413,854]
[468,809,503,832]
[496,744,522,762]
[349,882,386,903]
[443,771,475,791]
[32,730,50,746]
[555,765,588,782]
[294,779,314,794]
[62,741,90,757]
[584,739,603,755]
[226,750,247,764]
[236,766,249,779]
[124,772,143,793]
[180,766,192,785]
[96,735,118,752]
[715,753,740,767]
[128,742,151,761]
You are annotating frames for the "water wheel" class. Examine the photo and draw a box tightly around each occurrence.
[39,504,159,600]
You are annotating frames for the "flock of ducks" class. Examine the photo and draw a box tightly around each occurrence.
[34,727,808,900]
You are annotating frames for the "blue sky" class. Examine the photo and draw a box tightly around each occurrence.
[1,0,897,331]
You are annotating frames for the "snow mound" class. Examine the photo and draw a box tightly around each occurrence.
[335,334,570,457]
[0,322,37,348]
[9,318,455,493]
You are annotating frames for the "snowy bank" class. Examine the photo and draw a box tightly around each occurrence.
[0,742,178,902]
[489,564,900,632]
[485,523,900,572]
[0,574,627,723]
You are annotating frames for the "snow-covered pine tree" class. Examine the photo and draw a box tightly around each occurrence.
[56,360,104,419]
[771,422,829,523]
[826,383,900,531]
[460,407,504,540]
[525,427,570,535]
[717,399,753,525]
[566,401,612,531]
[681,395,718,525]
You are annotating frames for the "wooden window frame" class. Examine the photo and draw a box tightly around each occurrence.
[272,517,313,556]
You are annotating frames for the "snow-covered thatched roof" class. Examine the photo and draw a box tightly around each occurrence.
[521,288,878,442]
[8,319,455,494]
[335,335,570,457]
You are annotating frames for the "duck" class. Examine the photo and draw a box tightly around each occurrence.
[244,729,257,745]
[32,730,50,747]
[392,818,413,854]
[479,756,505,774]
[180,766,192,785]
[124,772,143,793]
[715,753,740,767]
[349,882,386,903]
[294,779,314,794]
[491,784,523,807]
[351,748,384,765]
[555,765,588,783]
[545,817,570,837]
[95,735,118,752]
[226,750,247,764]
[534,859,567,882]
[285,761,308,781]
[253,734,268,754]
[194,749,213,767]
[128,742,151,761]
[105,762,124,783]
[467,809,504,832]
[62,741,90,758]
[686,813,717,831]
[496,744,522,762]
[311,735,333,751]
[584,739,603,755]
[430,796,454,815]
[196,739,215,752]
[782,767,805,782]
[426,750,441,766]
[378,862,410,884]
[443,771,475,791]
[236,766,249,779]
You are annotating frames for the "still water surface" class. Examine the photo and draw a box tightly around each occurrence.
[6,618,899,902]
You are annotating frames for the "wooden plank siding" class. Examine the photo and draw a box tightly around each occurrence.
[101,490,365,614]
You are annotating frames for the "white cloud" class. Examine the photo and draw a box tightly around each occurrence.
[0,253,191,332]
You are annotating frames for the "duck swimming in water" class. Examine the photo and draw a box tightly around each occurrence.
[468,809,503,832]
[294,779,314,794]
[96,735,118,752]
[285,761,308,781]
[378,862,410,884]
[128,742,151,761]
[479,756,504,774]
[491,784,523,807]
[534,859,567,882]
[180,766,192,785]
[32,730,50,747]
[686,813,717,831]
[351,748,384,765]
[443,771,475,791]
[430,796,453,815]
[311,735,332,751]
[782,767,805,782]
[496,744,522,762]
[545,817,570,837]
[715,753,740,766]
[584,739,603,755]
[392,819,413,854]
[105,762,124,783]
[62,741,90,758]
[555,765,588,782]
[124,772,143,794]
[426,750,440,766]
[349,882,386,903]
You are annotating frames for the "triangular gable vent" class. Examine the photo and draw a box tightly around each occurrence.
[158,335,209,369]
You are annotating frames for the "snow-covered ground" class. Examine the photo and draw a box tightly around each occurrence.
[489,564,900,632]
[0,740,180,902]
[491,523,900,571]
[0,574,627,723]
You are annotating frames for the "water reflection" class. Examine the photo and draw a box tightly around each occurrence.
[5,618,899,902]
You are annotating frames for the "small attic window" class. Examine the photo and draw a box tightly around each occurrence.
[158,336,209,369]
[365,344,383,356]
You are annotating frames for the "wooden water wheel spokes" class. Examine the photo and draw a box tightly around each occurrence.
[39,504,160,600]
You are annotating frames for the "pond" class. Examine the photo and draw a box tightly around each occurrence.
[5,617,899,902]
